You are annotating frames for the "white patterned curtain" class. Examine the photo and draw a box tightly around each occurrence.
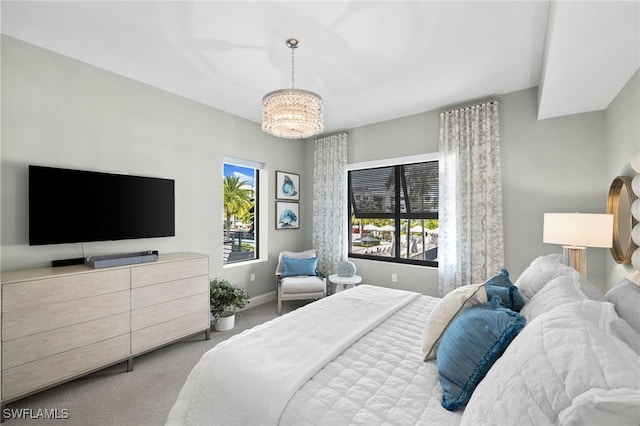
[438,100,504,295]
[313,132,348,275]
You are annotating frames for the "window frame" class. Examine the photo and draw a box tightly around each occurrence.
[223,158,261,266]
[347,153,438,268]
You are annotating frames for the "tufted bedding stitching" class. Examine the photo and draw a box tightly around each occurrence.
[280,295,463,426]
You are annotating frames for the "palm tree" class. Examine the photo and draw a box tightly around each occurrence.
[223,176,253,232]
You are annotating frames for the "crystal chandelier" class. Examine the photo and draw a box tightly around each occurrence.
[262,39,324,139]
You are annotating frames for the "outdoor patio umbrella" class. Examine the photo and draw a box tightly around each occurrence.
[359,236,378,242]
[359,235,379,247]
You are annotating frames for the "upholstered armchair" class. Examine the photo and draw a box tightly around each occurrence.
[275,250,326,314]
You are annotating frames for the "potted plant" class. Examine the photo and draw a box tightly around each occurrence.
[210,277,250,331]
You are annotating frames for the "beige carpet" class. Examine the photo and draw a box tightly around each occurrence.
[3,300,306,425]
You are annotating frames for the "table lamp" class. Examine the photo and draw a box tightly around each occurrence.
[543,213,613,276]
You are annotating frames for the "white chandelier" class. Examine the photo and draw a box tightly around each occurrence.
[262,39,324,139]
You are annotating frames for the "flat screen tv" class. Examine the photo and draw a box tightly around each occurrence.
[29,165,175,245]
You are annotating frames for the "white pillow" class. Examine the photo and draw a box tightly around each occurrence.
[421,283,487,360]
[515,254,575,302]
[555,300,639,354]
[605,278,640,334]
[578,275,606,302]
[520,270,589,322]
[610,318,640,355]
[461,301,640,426]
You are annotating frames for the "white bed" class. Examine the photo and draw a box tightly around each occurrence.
[280,290,461,426]
[167,255,640,426]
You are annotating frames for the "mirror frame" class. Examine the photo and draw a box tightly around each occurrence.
[607,176,638,264]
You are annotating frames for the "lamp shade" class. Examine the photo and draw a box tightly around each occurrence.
[543,213,613,248]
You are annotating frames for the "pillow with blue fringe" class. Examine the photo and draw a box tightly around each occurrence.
[484,268,512,287]
[485,284,525,312]
[436,296,527,411]
[483,268,524,312]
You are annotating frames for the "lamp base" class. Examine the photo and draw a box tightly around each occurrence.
[563,246,586,276]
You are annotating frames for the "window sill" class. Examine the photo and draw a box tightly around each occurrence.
[223,258,267,269]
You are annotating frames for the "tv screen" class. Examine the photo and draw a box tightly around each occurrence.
[29,165,175,245]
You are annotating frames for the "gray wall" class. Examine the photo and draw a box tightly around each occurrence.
[1,35,310,299]
[604,69,640,289]
[312,88,611,296]
[3,35,638,300]
[501,88,609,284]
[339,72,640,295]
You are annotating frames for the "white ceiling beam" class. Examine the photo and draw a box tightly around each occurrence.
[538,1,640,120]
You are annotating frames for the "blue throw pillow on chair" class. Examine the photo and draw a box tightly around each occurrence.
[282,257,318,277]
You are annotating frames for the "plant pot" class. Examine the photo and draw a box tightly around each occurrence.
[214,311,235,331]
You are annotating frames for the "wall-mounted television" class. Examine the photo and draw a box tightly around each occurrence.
[29,165,175,246]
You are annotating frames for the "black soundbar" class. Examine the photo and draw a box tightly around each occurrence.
[51,251,159,268]
[52,257,85,267]
[85,251,157,269]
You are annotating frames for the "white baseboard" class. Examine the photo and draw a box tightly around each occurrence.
[237,291,276,312]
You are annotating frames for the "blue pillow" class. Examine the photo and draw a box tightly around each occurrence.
[282,257,318,277]
[484,268,512,287]
[485,284,525,312]
[437,297,526,411]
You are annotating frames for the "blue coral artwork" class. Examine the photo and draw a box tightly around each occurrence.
[276,171,300,200]
[276,201,299,229]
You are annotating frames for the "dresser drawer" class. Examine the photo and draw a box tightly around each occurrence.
[131,311,209,354]
[2,291,130,340]
[131,293,208,331]
[2,334,131,400]
[131,257,208,288]
[131,275,207,310]
[2,312,130,370]
[2,268,130,312]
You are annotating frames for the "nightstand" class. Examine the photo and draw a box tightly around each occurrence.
[328,274,362,294]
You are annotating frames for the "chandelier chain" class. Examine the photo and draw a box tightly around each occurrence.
[291,44,295,89]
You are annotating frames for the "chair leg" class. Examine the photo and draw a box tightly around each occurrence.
[278,296,282,314]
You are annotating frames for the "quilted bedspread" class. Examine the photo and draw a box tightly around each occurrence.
[280,294,463,425]
[166,285,421,426]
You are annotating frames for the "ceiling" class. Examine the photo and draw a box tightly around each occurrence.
[2,1,638,135]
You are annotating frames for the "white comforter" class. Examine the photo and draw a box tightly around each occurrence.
[280,294,463,426]
[166,285,419,426]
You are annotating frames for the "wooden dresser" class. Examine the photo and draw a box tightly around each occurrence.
[0,252,209,406]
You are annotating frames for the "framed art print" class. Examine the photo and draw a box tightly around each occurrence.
[276,201,299,229]
[276,171,300,200]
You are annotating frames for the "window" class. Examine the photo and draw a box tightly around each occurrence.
[348,160,438,267]
[223,160,259,265]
